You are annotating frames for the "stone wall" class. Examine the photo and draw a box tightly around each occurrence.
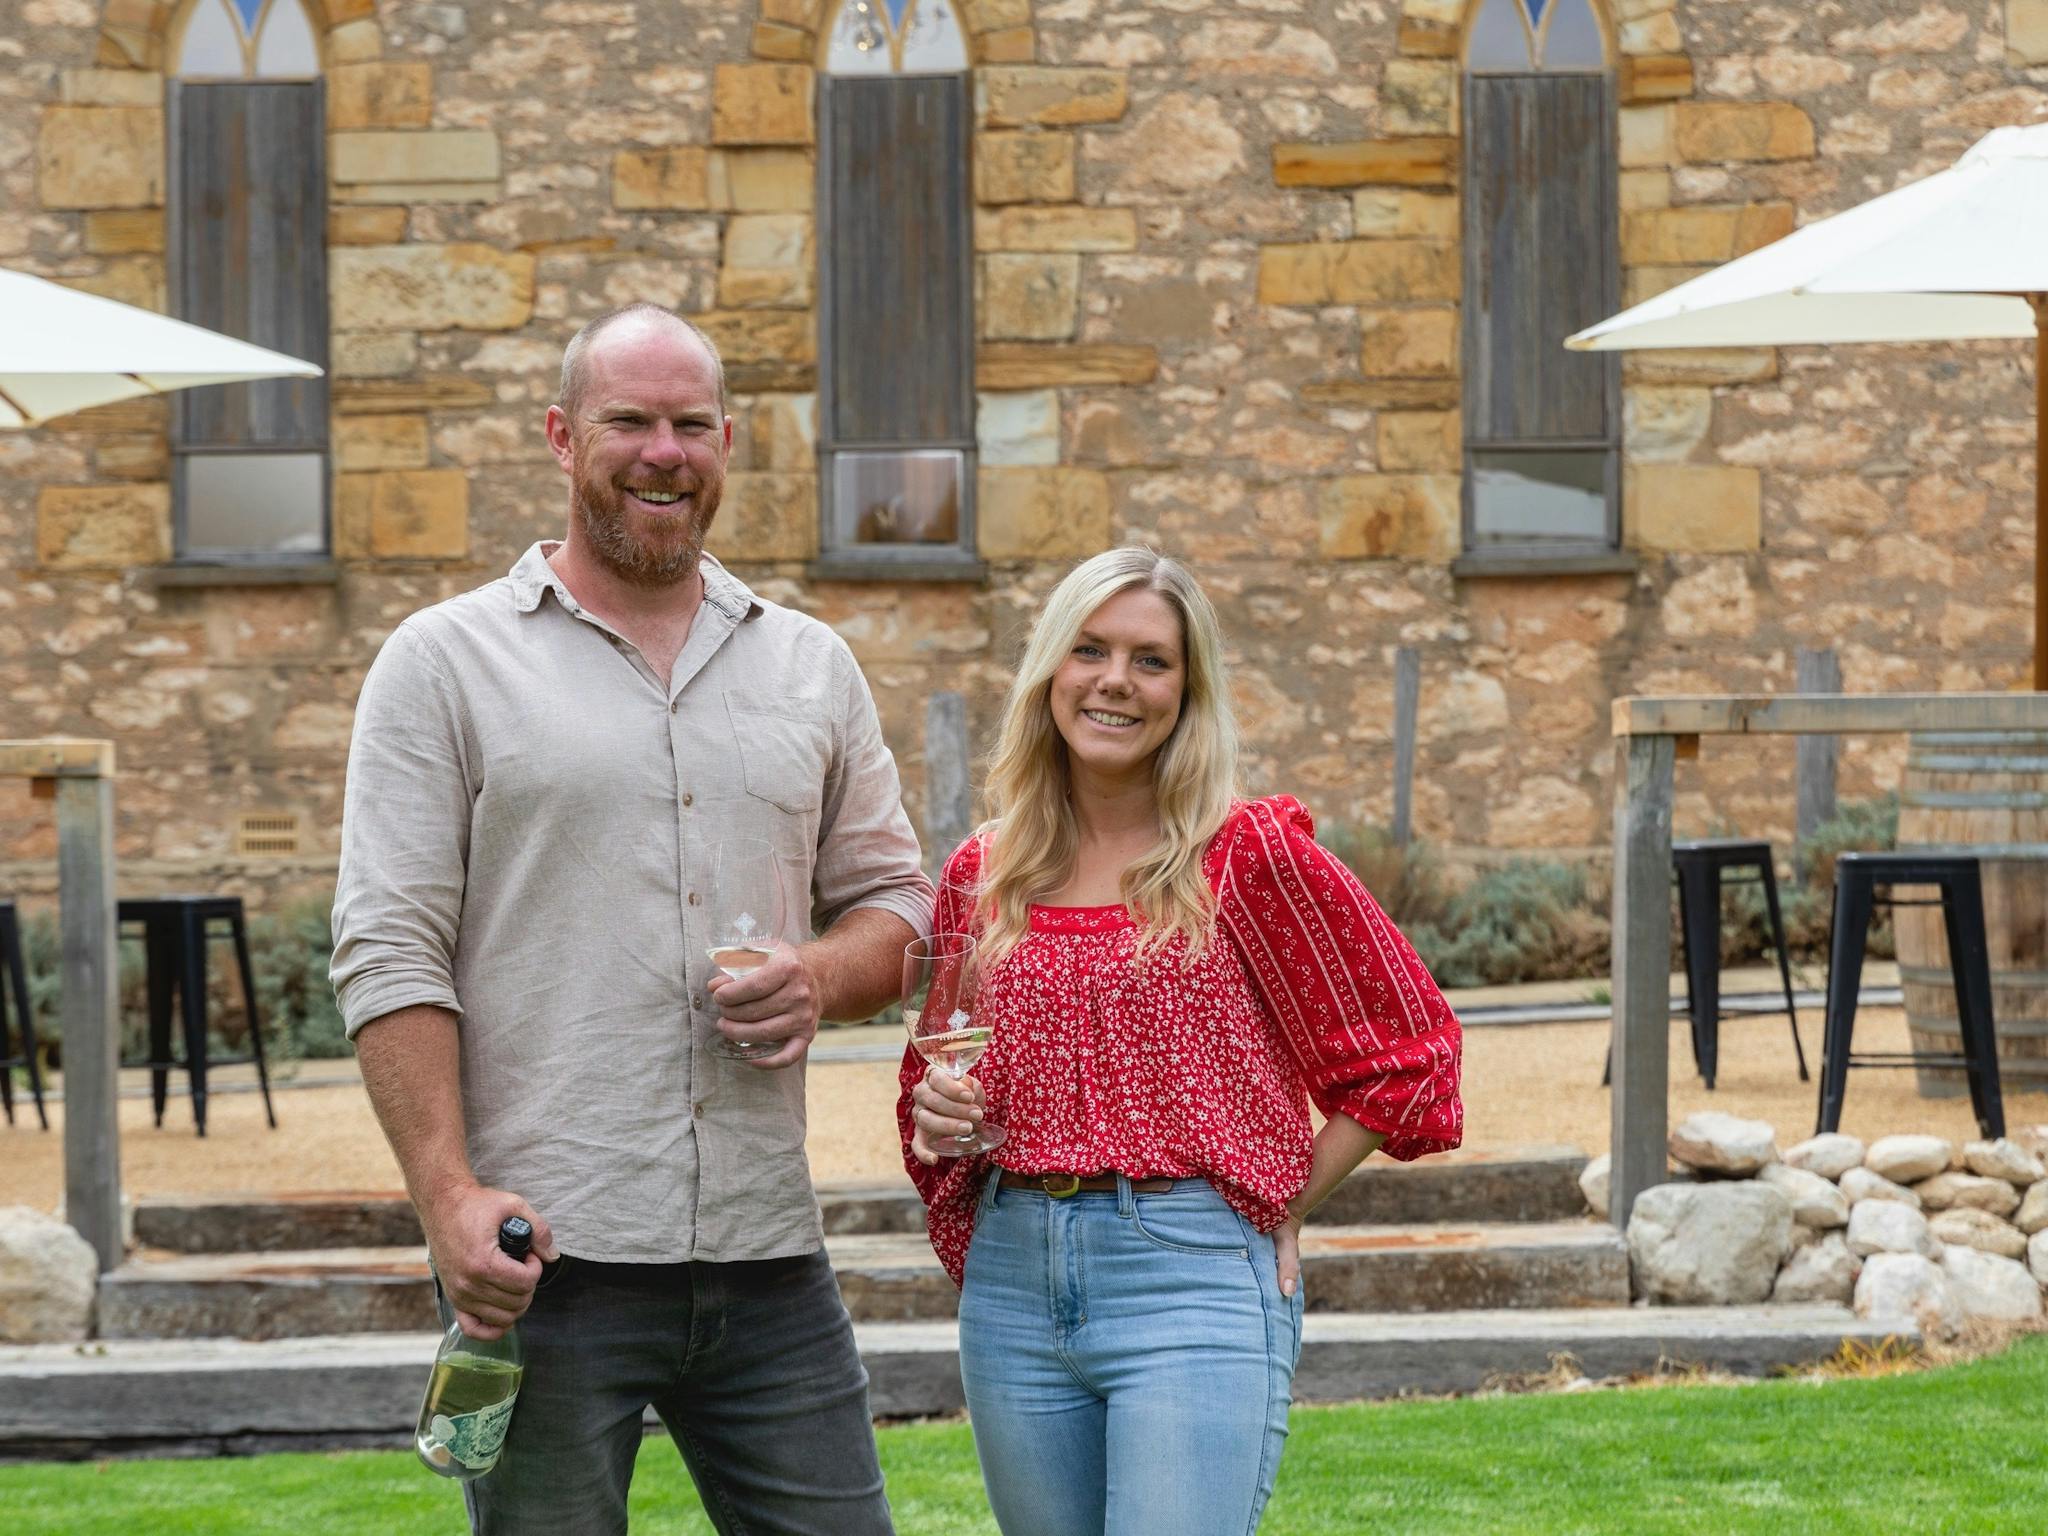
[2,0,2045,909]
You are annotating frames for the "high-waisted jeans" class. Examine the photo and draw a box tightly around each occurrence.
[958,1173,1305,1536]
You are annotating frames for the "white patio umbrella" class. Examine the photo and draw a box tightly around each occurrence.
[0,265,321,429]
[1567,121,2048,686]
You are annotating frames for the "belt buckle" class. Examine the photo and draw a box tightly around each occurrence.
[1040,1173,1081,1199]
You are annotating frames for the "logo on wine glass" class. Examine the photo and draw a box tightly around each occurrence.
[733,912,758,942]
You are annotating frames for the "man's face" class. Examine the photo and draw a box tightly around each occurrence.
[545,320,733,588]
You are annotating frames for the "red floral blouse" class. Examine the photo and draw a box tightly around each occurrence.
[896,795,1464,1285]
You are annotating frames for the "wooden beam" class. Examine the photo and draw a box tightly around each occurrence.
[1609,732,1674,1231]
[57,774,121,1272]
[1612,693,2048,739]
[0,739,116,779]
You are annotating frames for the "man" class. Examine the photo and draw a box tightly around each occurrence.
[332,302,930,1535]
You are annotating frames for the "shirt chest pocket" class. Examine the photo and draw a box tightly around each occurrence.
[725,692,829,816]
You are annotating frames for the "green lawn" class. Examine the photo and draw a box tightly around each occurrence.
[6,1336,2044,1534]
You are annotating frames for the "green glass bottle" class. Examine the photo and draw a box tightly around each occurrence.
[415,1216,531,1480]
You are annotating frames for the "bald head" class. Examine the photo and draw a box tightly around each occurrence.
[558,303,728,422]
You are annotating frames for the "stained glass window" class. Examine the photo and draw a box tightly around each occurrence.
[824,0,968,77]
[175,0,319,81]
[1466,0,1606,73]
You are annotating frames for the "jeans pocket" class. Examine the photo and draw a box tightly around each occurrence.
[1129,1191,1252,1258]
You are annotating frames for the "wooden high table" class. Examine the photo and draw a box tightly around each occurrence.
[1607,693,2048,1229]
[0,739,119,1271]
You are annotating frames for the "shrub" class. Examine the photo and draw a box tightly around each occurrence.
[1715,794,1899,966]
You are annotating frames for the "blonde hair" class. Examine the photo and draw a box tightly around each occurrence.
[973,546,1239,969]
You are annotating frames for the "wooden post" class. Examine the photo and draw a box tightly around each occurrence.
[1795,648,1840,867]
[0,741,120,1272]
[923,691,973,874]
[1391,646,1419,848]
[1608,732,1674,1231]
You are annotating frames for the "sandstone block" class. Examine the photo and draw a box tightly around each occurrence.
[1319,475,1459,562]
[971,0,1034,29]
[335,375,493,414]
[1846,1198,1940,1259]
[37,105,163,209]
[1784,1132,1865,1181]
[1621,54,1694,103]
[1771,1232,1860,1305]
[614,148,710,211]
[708,149,813,212]
[1623,387,1712,463]
[1621,202,1794,266]
[1964,1139,2047,1186]
[1928,1207,2029,1260]
[83,209,164,255]
[751,20,812,61]
[1841,1166,1921,1208]
[1274,138,1454,188]
[1619,106,1673,169]
[979,67,1128,128]
[1670,1110,1779,1176]
[1352,189,1457,241]
[94,434,169,481]
[337,470,470,561]
[1360,307,1457,378]
[977,343,1157,388]
[331,244,536,332]
[761,0,821,25]
[694,309,816,371]
[1628,1182,1793,1305]
[1625,465,1761,553]
[975,132,1076,205]
[60,68,160,107]
[1377,410,1460,472]
[1625,348,1778,386]
[977,390,1060,466]
[1619,169,1672,212]
[1619,10,1681,53]
[1914,1171,2022,1217]
[330,130,500,186]
[328,63,432,130]
[1867,1134,1955,1185]
[983,253,1079,340]
[1381,59,1454,136]
[1673,102,1816,164]
[2014,0,2048,65]
[37,484,170,569]
[1260,240,1457,306]
[977,206,1137,253]
[329,206,408,245]
[59,258,165,314]
[977,467,1112,560]
[713,63,815,146]
[1302,379,1459,411]
[1940,1246,2043,1322]
[333,332,419,377]
[708,472,818,562]
[336,414,430,472]
[979,27,1037,62]
[719,213,814,308]
[326,19,384,63]
[1854,1252,1962,1339]
[0,1208,97,1343]
[1759,1163,1850,1228]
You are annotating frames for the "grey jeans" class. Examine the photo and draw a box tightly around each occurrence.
[436,1249,894,1536]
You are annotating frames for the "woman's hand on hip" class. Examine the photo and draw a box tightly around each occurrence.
[910,1068,984,1166]
[1275,1215,1304,1298]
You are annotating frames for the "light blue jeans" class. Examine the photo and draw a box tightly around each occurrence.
[958,1173,1305,1536]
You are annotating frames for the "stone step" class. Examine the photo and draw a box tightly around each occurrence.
[128,1146,1592,1254]
[0,1306,1914,1461]
[97,1220,1628,1340]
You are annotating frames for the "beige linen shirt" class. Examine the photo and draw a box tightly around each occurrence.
[332,542,932,1263]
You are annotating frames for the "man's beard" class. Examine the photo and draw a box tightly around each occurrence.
[571,465,720,588]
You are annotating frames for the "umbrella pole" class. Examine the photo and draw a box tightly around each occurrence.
[2037,295,2048,691]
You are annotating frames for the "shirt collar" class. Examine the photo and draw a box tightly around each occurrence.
[507,541,761,623]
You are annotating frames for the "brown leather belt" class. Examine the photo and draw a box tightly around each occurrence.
[997,1171,1178,1199]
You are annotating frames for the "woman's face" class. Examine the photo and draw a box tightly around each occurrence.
[1048,587,1187,788]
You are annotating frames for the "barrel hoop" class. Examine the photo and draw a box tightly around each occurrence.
[1900,791,2048,810]
[1890,841,2048,858]
[1907,754,2048,773]
[1900,964,2048,988]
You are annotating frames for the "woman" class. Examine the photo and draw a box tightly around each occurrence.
[898,546,1463,1536]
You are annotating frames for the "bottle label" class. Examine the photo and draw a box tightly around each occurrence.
[430,1395,517,1472]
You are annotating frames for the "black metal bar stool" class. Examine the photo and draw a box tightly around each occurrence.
[0,900,50,1130]
[117,896,276,1137]
[1604,839,1807,1089]
[1816,852,2003,1139]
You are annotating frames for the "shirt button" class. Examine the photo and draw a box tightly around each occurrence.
[688,891,701,906]
[682,792,694,806]
[693,1101,706,1118]
[692,994,705,1010]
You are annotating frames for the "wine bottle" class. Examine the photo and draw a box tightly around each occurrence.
[415,1216,532,1480]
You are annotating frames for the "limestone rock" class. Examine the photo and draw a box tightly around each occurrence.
[0,1207,97,1343]
[1865,1134,1954,1185]
[1854,1253,1963,1340]
[1771,1233,1859,1306]
[1783,1132,1865,1181]
[1963,1139,2047,1186]
[1668,1111,1779,1176]
[1914,1171,2021,1217]
[2011,1125,2048,1159]
[1846,1198,1941,1260]
[2029,1230,2048,1286]
[1759,1162,1849,1228]
[1579,1153,1610,1220]
[1840,1166,1921,1208]
[2015,1181,2048,1236]
[1939,1247,2044,1323]
[1928,1207,2029,1260]
[1627,1181,1793,1305]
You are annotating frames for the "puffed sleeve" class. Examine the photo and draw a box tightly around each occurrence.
[1216,795,1463,1161]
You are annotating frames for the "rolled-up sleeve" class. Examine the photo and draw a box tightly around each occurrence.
[1219,795,1463,1161]
[331,621,474,1038]
[810,639,934,940]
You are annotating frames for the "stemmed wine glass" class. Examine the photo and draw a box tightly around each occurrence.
[708,837,788,1061]
[904,933,1005,1155]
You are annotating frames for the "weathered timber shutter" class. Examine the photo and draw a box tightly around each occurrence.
[1462,73,1616,447]
[821,75,974,448]
[168,80,328,451]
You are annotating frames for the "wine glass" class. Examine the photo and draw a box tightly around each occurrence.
[904,933,1005,1156]
[707,837,788,1061]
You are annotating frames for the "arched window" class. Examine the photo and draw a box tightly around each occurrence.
[167,0,329,563]
[815,0,978,575]
[1460,0,1620,566]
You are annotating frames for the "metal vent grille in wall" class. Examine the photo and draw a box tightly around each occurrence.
[235,811,301,857]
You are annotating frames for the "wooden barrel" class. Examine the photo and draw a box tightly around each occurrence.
[1894,730,2048,1097]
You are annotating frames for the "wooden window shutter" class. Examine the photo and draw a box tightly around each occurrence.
[821,75,974,448]
[168,80,329,452]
